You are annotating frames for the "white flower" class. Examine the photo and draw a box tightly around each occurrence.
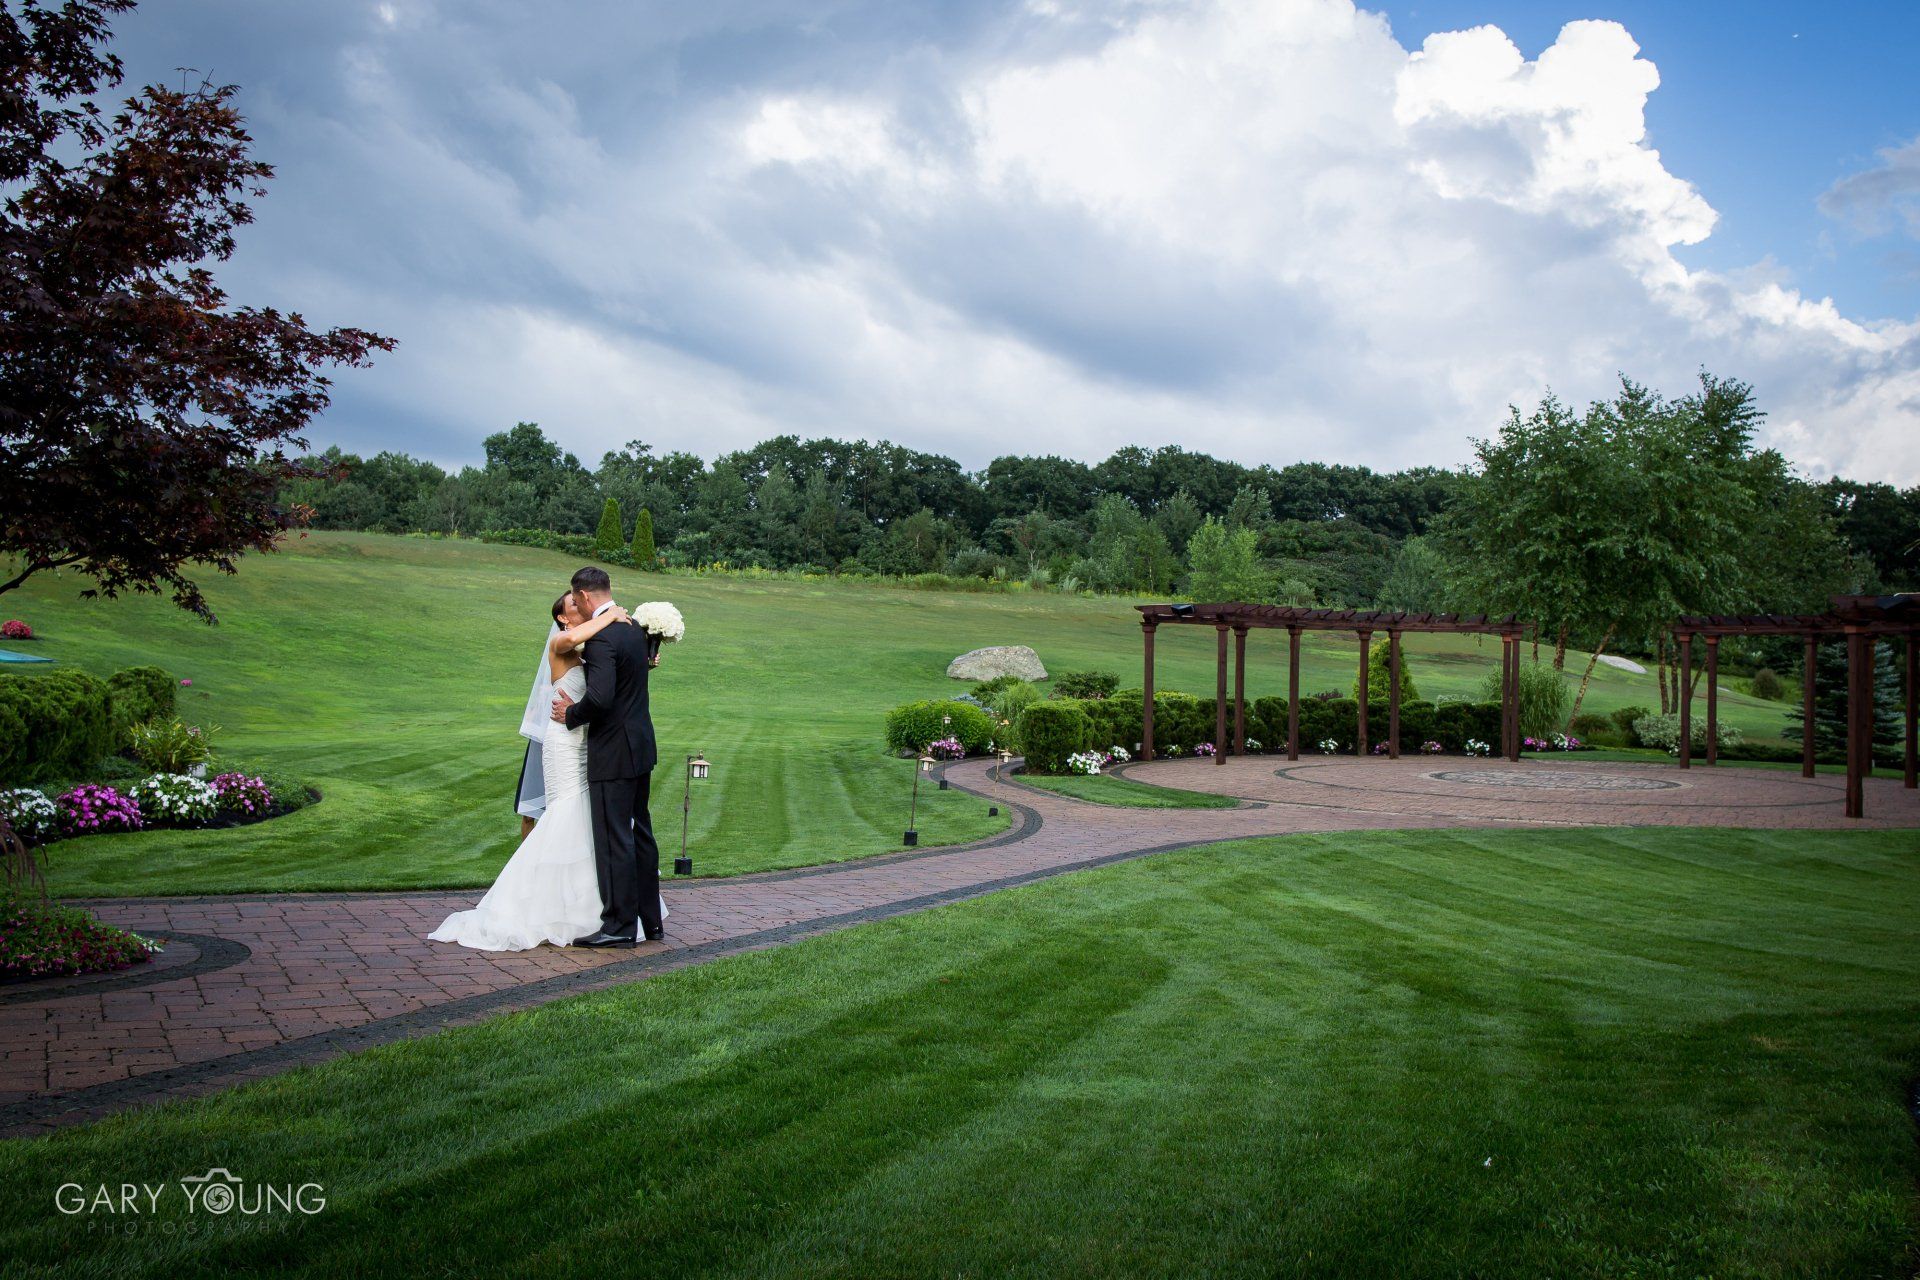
[630,601,685,641]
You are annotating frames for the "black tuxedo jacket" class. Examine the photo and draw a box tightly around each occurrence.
[563,615,658,781]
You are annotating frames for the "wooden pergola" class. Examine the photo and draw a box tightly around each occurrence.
[1672,593,1919,818]
[1134,604,1528,764]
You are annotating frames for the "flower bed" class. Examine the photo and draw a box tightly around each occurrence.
[0,888,160,980]
[60,783,143,836]
[1,619,32,640]
[1,769,316,849]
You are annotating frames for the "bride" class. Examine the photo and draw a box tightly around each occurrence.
[429,592,666,951]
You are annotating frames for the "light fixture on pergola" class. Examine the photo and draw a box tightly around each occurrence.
[1135,604,1530,766]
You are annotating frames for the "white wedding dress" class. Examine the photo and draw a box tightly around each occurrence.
[430,664,665,950]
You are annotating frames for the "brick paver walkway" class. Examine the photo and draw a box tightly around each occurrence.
[4,756,1915,1136]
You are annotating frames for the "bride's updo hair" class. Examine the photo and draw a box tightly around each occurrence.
[551,592,572,625]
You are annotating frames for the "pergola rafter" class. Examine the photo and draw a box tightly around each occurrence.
[1135,604,1528,766]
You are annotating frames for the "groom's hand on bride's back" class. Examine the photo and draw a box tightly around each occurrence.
[550,689,574,722]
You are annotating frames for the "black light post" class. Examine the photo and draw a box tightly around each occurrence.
[991,746,1013,818]
[675,753,709,875]
[904,749,933,846]
[937,712,952,788]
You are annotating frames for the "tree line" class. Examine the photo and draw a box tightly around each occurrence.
[282,376,1916,640]
[280,428,1469,607]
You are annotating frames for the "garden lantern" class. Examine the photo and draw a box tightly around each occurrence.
[905,750,935,846]
[676,753,709,875]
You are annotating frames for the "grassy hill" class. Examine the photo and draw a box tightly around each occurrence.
[6,533,1793,895]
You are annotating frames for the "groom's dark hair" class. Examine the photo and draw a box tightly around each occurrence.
[570,566,611,595]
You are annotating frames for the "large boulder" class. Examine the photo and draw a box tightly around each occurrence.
[947,645,1047,682]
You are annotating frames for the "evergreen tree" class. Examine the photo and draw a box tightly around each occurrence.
[1785,640,1903,763]
[631,508,657,570]
[1355,636,1420,704]
[593,497,623,557]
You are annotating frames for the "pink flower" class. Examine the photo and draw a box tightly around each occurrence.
[180,678,193,687]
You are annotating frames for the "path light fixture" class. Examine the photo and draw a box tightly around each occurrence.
[905,750,934,846]
[990,746,1014,817]
[676,753,709,876]
[936,713,954,788]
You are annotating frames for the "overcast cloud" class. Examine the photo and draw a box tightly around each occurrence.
[118,0,1920,482]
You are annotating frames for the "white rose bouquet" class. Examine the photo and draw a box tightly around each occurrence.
[631,601,685,642]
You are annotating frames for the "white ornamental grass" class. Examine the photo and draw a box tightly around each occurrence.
[631,601,685,642]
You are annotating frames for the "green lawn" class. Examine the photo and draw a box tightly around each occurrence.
[7,533,1799,895]
[3,827,1915,1277]
[1013,770,1241,808]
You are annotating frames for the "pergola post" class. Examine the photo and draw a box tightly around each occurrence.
[1905,634,1916,790]
[1232,626,1247,756]
[1286,626,1301,761]
[1802,634,1817,779]
[1356,629,1372,757]
[1505,635,1521,762]
[1387,630,1402,759]
[1214,623,1230,766]
[1141,620,1156,762]
[1678,632,1693,770]
[1498,636,1512,758]
[1704,635,1720,766]
[1845,627,1868,819]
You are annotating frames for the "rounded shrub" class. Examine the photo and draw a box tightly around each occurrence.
[1250,696,1289,748]
[107,666,177,744]
[1087,688,1143,751]
[1568,712,1615,744]
[1052,669,1119,700]
[1016,702,1094,774]
[885,699,993,756]
[1610,705,1652,745]
[0,670,114,785]
[1749,667,1785,701]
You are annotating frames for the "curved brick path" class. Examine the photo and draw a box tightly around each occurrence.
[3,756,1915,1136]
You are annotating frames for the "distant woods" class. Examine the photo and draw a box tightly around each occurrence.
[284,376,1917,681]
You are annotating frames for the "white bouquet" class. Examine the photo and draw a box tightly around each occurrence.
[631,601,685,642]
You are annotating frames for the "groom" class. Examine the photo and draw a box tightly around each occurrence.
[550,566,663,946]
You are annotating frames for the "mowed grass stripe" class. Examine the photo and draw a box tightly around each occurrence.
[0,827,1914,1277]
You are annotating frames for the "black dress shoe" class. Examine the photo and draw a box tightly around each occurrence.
[572,931,637,948]
[643,927,665,943]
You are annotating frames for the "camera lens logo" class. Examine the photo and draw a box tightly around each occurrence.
[180,1168,243,1215]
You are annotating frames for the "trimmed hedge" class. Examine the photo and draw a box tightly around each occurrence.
[1016,702,1094,774]
[884,699,993,755]
[1011,688,1504,756]
[0,670,116,785]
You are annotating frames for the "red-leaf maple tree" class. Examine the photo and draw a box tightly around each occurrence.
[1,0,394,620]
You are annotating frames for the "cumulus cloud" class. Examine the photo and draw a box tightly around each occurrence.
[114,0,1920,482]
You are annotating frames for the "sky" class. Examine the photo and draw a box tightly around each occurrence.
[109,0,1920,484]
